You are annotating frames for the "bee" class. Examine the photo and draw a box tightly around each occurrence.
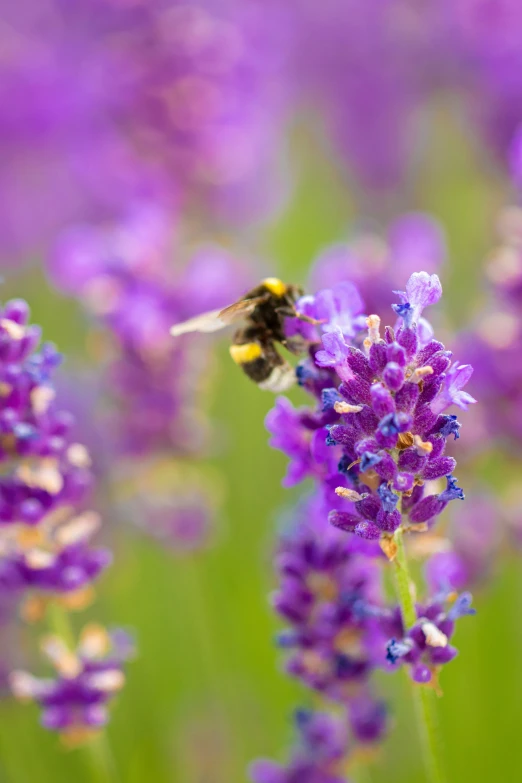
[170,277,313,392]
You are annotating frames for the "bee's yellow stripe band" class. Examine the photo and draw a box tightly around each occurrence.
[262,277,287,297]
[229,343,263,365]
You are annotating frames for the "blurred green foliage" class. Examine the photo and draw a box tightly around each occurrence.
[0,121,521,783]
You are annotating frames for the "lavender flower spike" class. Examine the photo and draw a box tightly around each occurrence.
[250,708,351,783]
[0,295,130,753]
[10,624,132,746]
[269,270,475,546]
[272,495,388,735]
[264,264,476,782]
[0,298,111,616]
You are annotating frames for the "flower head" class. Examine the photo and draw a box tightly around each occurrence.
[10,624,132,746]
[0,299,110,614]
[51,204,253,457]
[273,497,385,705]
[269,272,475,545]
[385,592,475,688]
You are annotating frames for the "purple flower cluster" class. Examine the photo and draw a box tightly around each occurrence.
[49,203,251,550]
[290,0,439,189]
[10,624,132,746]
[0,1,287,258]
[128,460,220,555]
[0,295,131,742]
[6,0,522,263]
[250,708,351,783]
[273,495,387,741]
[271,272,475,545]
[50,203,251,456]
[385,591,476,687]
[462,204,522,448]
[291,1,522,189]
[258,266,477,771]
[0,299,110,613]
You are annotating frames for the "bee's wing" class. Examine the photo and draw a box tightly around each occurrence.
[170,309,232,336]
[170,296,266,337]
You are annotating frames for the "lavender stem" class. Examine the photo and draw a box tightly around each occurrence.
[393,527,446,783]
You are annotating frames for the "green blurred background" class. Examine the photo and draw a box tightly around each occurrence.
[0,119,520,783]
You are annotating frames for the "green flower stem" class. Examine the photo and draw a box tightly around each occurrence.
[46,601,76,648]
[393,528,446,783]
[45,603,119,783]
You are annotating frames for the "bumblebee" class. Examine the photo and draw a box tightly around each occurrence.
[170,277,311,392]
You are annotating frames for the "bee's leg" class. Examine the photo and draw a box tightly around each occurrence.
[296,312,324,325]
[276,306,323,325]
[275,305,298,318]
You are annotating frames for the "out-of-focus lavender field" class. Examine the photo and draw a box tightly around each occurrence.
[1,3,522,783]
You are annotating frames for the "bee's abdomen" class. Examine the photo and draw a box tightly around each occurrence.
[229,331,295,391]
[229,342,263,365]
[229,339,276,384]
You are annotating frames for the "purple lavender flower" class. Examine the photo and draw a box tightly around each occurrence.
[261,256,479,780]
[0,296,132,743]
[50,205,249,554]
[273,495,386,713]
[266,398,339,488]
[289,0,438,189]
[440,0,522,162]
[50,204,253,456]
[0,299,110,614]
[0,512,111,601]
[141,503,213,554]
[269,272,475,545]
[431,363,476,415]
[385,592,475,687]
[250,708,351,783]
[457,200,522,449]
[0,1,288,258]
[393,271,443,324]
[10,624,132,746]
[259,489,389,782]
[291,1,522,188]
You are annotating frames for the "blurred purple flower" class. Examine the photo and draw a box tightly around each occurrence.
[309,214,446,318]
[292,0,522,186]
[250,708,351,783]
[50,202,253,456]
[459,202,522,448]
[50,204,250,553]
[0,295,130,741]
[0,0,289,259]
[10,624,132,745]
[425,494,500,593]
[0,299,111,613]
[273,495,386,711]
